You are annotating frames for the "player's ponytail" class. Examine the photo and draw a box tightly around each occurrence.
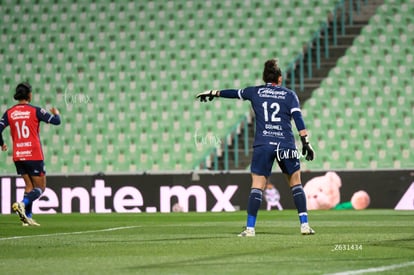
[262,59,282,83]
[14,82,32,101]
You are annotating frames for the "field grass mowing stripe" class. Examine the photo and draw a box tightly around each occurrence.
[325,261,414,275]
[0,225,141,241]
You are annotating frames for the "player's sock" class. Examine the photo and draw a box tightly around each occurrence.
[22,192,30,206]
[291,184,308,224]
[25,202,33,218]
[246,188,263,228]
[22,192,33,218]
[24,188,42,205]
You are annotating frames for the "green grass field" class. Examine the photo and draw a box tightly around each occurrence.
[0,210,413,275]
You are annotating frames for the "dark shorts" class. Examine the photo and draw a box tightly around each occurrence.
[250,145,301,177]
[14,160,46,176]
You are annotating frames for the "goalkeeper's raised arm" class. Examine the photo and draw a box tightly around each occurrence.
[195,58,316,237]
[196,89,244,101]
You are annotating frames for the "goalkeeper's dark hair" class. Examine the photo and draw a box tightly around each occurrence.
[262,59,282,83]
[14,82,32,101]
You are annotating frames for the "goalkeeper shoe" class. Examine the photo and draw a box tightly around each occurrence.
[12,202,29,224]
[300,223,315,235]
[238,228,255,237]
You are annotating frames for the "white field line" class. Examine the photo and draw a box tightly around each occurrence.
[325,261,414,275]
[0,225,140,241]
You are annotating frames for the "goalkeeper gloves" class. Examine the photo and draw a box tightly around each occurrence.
[196,90,219,102]
[300,135,315,161]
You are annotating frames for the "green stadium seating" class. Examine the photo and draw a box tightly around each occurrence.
[301,0,414,170]
[0,0,366,174]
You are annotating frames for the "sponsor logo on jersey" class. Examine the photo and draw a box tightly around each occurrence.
[15,150,32,156]
[10,110,31,120]
[263,130,284,137]
[257,88,287,99]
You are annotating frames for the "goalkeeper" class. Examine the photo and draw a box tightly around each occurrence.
[196,59,315,236]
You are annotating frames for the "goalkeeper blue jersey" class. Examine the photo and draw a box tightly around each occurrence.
[221,83,303,149]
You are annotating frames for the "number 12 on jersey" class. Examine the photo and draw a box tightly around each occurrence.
[262,101,281,122]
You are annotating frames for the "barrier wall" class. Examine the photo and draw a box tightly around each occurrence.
[0,170,413,214]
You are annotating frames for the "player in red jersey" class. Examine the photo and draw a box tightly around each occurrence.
[0,82,61,226]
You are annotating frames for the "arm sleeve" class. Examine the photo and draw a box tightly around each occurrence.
[292,110,306,131]
[36,107,61,125]
[220,87,254,100]
[290,91,306,131]
[0,112,9,146]
[219,89,243,99]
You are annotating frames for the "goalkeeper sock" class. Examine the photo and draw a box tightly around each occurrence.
[291,184,308,224]
[246,188,263,228]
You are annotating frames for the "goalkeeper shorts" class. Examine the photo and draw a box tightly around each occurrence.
[250,145,300,176]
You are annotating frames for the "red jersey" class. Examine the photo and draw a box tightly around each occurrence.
[0,104,61,161]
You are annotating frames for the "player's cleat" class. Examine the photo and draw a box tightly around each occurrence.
[238,228,255,237]
[26,218,40,226]
[301,223,315,235]
[12,202,29,224]
[22,218,40,226]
